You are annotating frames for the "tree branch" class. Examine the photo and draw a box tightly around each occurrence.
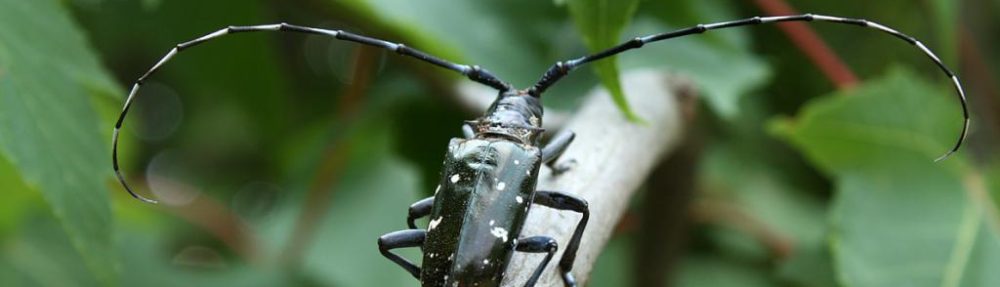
[486,69,697,286]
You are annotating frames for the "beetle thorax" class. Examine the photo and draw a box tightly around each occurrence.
[471,90,545,146]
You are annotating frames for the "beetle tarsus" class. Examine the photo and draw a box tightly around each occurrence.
[549,159,576,176]
[515,236,559,287]
[407,196,435,229]
[533,191,589,287]
[378,229,426,279]
[561,271,577,287]
[542,130,576,175]
[541,130,575,163]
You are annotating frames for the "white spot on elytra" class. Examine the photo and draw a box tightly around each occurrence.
[514,160,520,165]
[516,196,524,204]
[483,259,490,265]
[491,227,509,242]
[526,169,531,175]
[428,216,443,230]
[450,174,460,183]
[496,182,506,191]
[489,220,495,226]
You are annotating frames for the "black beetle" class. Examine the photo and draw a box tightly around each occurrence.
[112,13,968,287]
[379,90,587,287]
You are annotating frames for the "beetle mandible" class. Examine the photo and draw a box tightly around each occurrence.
[113,13,969,287]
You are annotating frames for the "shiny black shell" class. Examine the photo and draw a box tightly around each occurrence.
[420,137,541,287]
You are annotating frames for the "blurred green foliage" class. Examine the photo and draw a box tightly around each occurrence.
[1,0,998,286]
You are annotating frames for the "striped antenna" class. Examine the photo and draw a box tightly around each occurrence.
[113,23,512,203]
[530,14,969,161]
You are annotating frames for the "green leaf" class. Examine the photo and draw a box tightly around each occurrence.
[567,0,642,121]
[2,215,103,287]
[0,0,119,284]
[771,67,963,174]
[772,67,1000,287]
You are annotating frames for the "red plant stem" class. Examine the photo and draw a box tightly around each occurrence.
[691,198,795,260]
[751,0,860,90]
[280,141,353,263]
[960,26,1000,127]
[167,192,261,264]
[281,45,377,264]
[118,176,262,264]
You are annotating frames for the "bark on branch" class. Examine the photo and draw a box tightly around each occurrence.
[462,69,697,286]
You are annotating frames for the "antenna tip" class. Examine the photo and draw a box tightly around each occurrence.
[115,170,159,204]
[124,185,160,204]
[933,150,955,163]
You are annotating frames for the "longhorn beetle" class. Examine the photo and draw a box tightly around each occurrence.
[113,13,970,287]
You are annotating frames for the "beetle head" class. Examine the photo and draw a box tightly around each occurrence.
[471,90,545,145]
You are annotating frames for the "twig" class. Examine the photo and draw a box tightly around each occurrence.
[750,0,860,90]
[959,25,1000,147]
[166,193,263,264]
[689,198,795,260]
[128,175,262,264]
[280,45,376,264]
[499,69,695,286]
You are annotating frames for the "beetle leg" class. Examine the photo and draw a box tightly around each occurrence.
[407,196,435,229]
[541,130,576,175]
[514,236,560,287]
[463,123,476,139]
[532,191,589,287]
[377,229,426,280]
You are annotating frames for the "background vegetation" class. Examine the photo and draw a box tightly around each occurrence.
[1,0,999,286]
